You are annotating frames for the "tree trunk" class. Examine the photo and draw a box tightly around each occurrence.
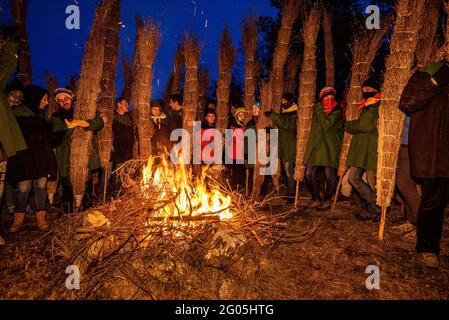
[70,0,113,209]
[337,24,390,178]
[10,0,32,86]
[294,5,321,183]
[270,0,301,113]
[182,35,201,161]
[377,0,426,208]
[131,18,160,160]
[323,7,335,87]
[242,16,258,118]
[96,0,120,169]
[216,29,237,134]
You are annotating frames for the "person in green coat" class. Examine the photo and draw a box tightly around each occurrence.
[265,93,298,197]
[303,87,344,210]
[50,88,104,213]
[0,29,27,245]
[345,78,381,221]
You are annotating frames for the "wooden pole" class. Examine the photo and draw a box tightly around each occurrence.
[331,167,349,212]
[294,180,300,209]
[378,207,387,240]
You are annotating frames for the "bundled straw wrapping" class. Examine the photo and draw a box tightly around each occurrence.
[216,29,237,133]
[10,0,32,86]
[323,7,334,87]
[270,0,301,113]
[337,23,390,177]
[44,74,58,119]
[182,34,201,158]
[70,0,112,203]
[294,5,321,182]
[131,18,160,160]
[96,0,121,169]
[172,44,185,95]
[376,0,425,208]
[242,16,259,117]
[284,53,301,95]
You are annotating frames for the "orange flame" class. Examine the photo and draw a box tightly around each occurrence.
[141,156,233,221]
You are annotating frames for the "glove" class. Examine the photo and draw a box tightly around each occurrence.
[431,63,449,87]
[264,111,272,118]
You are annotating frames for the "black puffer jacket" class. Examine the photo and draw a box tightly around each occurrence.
[399,70,449,179]
[6,86,60,184]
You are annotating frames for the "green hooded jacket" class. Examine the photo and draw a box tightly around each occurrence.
[268,109,297,162]
[0,41,27,161]
[51,112,104,178]
[303,102,344,168]
[345,101,380,171]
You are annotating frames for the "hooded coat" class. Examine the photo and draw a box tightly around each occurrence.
[399,63,449,179]
[6,92,59,185]
[303,102,344,168]
[0,40,27,161]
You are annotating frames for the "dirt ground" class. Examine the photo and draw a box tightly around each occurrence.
[1,195,448,300]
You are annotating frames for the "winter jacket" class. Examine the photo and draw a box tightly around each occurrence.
[268,109,297,162]
[151,113,171,156]
[399,67,449,178]
[345,100,380,171]
[303,102,344,168]
[110,112,134,164]
[0,40,27,161]
[51,108,104,178]
[6,105,58,184]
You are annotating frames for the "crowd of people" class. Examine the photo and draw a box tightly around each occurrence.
[1,33,449,270]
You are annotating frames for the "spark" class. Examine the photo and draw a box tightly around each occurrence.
[205,19,208,28]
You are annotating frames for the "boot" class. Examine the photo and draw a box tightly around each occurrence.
[9,212,25,233]
[36,210,49,231]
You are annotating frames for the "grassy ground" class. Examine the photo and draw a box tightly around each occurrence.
[1,196,448,300]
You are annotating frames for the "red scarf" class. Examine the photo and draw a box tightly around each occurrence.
[323,99,338,115]
[359,92,382,110]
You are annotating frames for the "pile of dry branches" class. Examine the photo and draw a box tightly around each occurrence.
[43,160,319,299]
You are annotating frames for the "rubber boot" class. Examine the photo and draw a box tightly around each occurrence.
[36,210,49,231]
[9,212,25,233]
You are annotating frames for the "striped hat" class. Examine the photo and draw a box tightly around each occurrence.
[319,86,337,100]
[54,88,75,100]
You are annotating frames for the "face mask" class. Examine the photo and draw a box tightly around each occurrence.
[323,98,337,114]
[362,92,377,100]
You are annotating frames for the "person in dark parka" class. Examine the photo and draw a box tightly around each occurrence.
[6,84,59,233]
[399,61,449,269]
[108,97,134,196]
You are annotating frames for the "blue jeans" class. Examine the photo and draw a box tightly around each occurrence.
[348,167,376,205]
[15,177,48,212]
[283,161,296,195]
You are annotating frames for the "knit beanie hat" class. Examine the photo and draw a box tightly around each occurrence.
[319,86,337,100]
[361,78,381,92]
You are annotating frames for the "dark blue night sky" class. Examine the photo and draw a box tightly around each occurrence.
[0,0,277,99]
